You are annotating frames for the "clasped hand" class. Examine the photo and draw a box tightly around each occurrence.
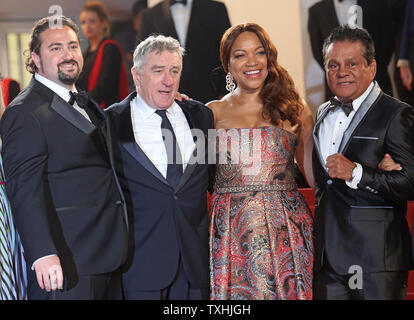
[326,153,401,180]
[325,153,356,180]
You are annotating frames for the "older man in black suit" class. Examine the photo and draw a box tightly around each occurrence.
[312,26,414,300]
[0,16,128,300]
[106,34,214,300]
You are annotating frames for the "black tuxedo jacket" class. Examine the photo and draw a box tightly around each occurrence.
[312,82,414,274]
[138,0,231,103]
[0,78,128,286]
[308,0,394,97]
[106,93,214,291]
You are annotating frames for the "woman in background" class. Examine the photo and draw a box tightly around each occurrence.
[0,86,26,300]
[77,1,128,108]
[208,23,314,300]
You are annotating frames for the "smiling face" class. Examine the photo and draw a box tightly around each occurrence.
[228,31,268,93]
[132,50,182,110]
[325,40,376,102]
[31,26,83,90]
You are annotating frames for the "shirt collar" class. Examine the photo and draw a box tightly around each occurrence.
[335,81,375,112]
[132,93,179,120]
[34,73,76,103]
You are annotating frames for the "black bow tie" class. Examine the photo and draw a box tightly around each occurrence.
[329,98,353,117]
[170,0,187,6]
[69,91,89,109]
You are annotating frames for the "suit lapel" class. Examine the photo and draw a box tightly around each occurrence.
[30,78,96,136]
[116,97,170,186]
[338,82,382,153]
[87,99,113,160]
[123,141,169,186]
[175,101,200,192]
[49,91,96,136]
[313,101,331,170]
[312,83,382,166]
[116,97,205,191]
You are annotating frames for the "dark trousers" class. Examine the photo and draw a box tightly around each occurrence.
[124,259,209,300]
[313,254,408,300]
[27,269,123,300]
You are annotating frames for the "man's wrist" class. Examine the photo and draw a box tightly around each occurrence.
[346,162,362,189]
[351,164,357,179]
[32,254,58,270]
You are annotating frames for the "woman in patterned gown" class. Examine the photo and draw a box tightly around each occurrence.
[208,23,315,300]
[0,87,27,300]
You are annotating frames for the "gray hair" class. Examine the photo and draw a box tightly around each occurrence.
[133,34,185,73]
[25,16,80,74]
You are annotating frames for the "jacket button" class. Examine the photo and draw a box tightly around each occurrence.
[115,200,123,206]
[174,195,178,200]
[327,179,333,185]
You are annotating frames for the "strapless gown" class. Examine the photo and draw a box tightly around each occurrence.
[209,126,314,300]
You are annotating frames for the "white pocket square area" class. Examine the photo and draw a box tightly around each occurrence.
[352,136,379,140]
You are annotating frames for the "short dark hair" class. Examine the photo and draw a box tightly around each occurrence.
[25,16,80,74]
[322,25,375,67]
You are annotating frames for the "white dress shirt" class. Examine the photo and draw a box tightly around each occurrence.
[130,94,195,178]
[318,82,374,189]
[34,73,91,122]
[170,0,193,47]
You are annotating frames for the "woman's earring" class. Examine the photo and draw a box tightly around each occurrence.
[226,72,236,94]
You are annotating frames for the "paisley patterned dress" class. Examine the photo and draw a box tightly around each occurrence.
[209,126,313,300]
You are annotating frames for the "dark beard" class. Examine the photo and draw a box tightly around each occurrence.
[57,60,81,85]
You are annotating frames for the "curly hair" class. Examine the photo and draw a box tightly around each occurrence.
[220,23,303,128]
[25,16,80,74]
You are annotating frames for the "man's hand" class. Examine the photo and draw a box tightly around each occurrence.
[175,92,192,102]
[325,153,356,180]
[378,153,402,171]
[33,256,63,292]
[400,66,412,91]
